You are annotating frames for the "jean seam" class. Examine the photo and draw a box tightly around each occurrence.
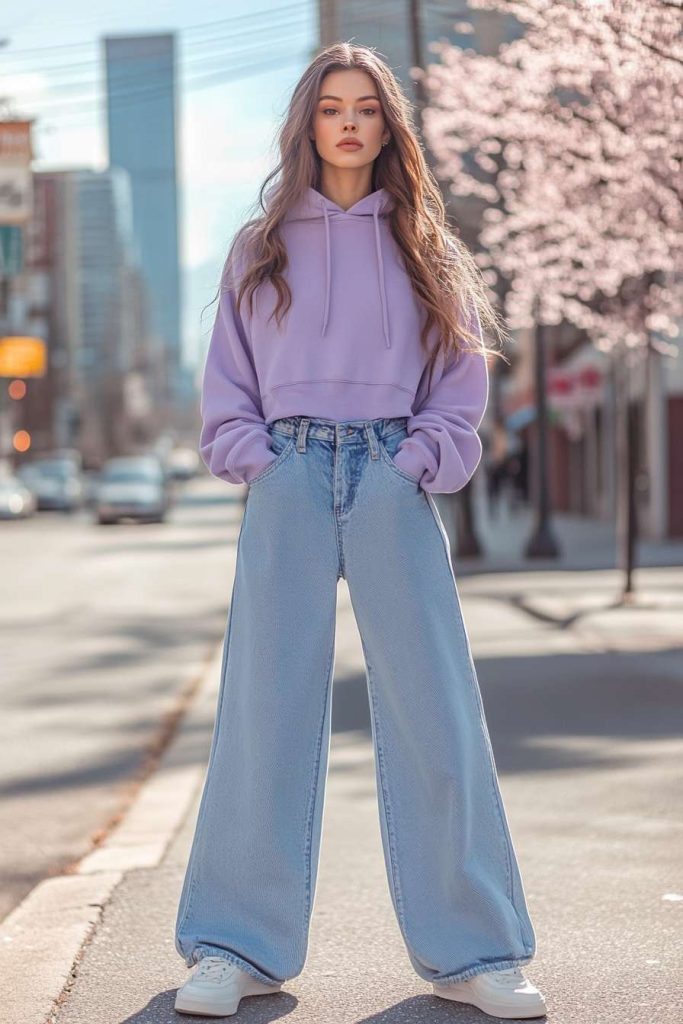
[175,507,248,952]
[248,437,295,487]
[424,492,527,944]
[359,634,409,935]
[301,607,336,953]
[379,423,408,440]
[332,445,345,579]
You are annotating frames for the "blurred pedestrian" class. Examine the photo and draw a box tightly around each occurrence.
[505,433,528,513]
[173,42,544,1021]
[485,416,510,518]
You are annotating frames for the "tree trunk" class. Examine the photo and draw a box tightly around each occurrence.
[455,481,482,557]
[615,353,637,599]
[524,315,561,558]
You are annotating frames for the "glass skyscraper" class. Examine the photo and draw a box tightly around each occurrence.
[104,33,182,402]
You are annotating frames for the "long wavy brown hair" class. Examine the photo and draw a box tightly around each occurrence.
[210,41,509,393]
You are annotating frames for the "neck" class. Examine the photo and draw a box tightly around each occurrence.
[317,166,376,211]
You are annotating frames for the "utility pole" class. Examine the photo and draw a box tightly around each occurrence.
[408,0,426,137]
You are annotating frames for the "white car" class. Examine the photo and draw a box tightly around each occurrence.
[0,475,37,519]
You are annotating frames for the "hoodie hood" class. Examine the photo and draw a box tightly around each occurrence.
[284,186,396,348]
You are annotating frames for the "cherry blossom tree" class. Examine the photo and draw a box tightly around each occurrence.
[418,0,682,593]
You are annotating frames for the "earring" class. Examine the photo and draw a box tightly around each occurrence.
[382,140,389,147]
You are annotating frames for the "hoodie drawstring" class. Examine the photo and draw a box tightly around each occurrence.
[319,197,391,349]
[321,202,331,337]
[373,206,391,349]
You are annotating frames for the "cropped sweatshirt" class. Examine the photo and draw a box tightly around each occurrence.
[199,185,489,493]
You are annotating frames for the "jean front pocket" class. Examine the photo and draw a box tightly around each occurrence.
[378,428,422,486]
[247,431,295,487]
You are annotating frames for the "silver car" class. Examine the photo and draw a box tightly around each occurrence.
[95,456,169,525]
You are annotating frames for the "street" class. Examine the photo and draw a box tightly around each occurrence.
[0,476,244,921]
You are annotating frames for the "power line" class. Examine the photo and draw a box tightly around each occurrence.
[0,1,311,61]
[11,29,316,116]
[4,13,312,84]
[34,46,315,132]
[3,14,314,103]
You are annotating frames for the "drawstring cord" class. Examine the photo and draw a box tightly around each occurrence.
[319,196,391,348]
[373,205,391,349]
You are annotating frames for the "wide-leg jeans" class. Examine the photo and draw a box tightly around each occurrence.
[175,415,537,987]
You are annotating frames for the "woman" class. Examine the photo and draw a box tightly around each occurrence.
[174,43,546,1020]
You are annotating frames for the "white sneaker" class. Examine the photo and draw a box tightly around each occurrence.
[174,955,282,1017]
[433,965,547,1019]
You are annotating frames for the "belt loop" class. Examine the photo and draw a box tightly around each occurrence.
[296,417,310,453]
[364,421,380,460]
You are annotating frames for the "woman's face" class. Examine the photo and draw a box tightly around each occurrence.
[311,68,390,172]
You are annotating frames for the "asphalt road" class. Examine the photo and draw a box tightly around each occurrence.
[0,474,241,921]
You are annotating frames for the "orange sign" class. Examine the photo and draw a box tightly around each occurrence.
[0,336,46,377]
[0,121,33,224]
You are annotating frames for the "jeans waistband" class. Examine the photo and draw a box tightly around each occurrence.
[269,415,408,445]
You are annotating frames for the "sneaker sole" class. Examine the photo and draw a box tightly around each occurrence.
[433,982,547,1019]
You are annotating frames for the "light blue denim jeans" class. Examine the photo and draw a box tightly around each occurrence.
[175,415,537,987]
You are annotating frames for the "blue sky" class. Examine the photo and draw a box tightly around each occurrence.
[0,0,318,368]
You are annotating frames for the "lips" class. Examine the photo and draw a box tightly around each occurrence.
[337,140,362,149]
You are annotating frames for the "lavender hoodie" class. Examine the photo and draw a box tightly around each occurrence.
[199,186,489,493]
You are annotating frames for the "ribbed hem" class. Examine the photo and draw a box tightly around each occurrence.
[432,951,536,986]
[262,381,413,423]
[188,944,282,987]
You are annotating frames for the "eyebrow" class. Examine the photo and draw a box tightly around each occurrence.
[318,94,380,102]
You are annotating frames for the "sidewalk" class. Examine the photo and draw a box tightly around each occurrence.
[2,497,681,1023]
[435,492,683,653]
[434,487,683,575]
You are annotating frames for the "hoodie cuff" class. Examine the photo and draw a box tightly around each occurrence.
[391,443,427,484]
[225,436,278,486]
[244,452,279,484]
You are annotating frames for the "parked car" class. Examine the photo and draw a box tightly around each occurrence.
[49,448,83,472]
[15,456,85,512]
[0,474,37,520]
[95,456,169,525]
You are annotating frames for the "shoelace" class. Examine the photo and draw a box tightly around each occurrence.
[489,967,526,987]
[194,957,240,985]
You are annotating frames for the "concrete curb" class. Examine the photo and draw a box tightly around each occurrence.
[0,642,223,1024]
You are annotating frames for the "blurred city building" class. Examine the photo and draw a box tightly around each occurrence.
[24,168,156,463]
[104,33,183,410]
[0,29,192,466]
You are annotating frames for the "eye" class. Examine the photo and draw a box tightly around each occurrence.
[361,108,378,115]
[321,108,338,115]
